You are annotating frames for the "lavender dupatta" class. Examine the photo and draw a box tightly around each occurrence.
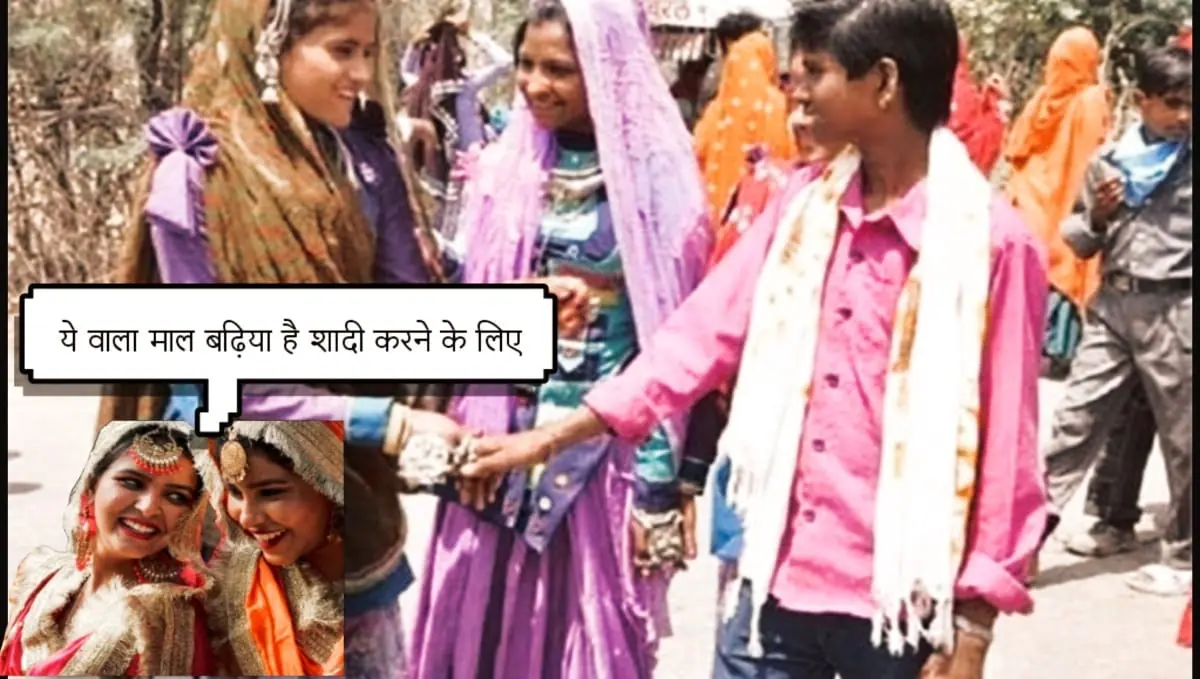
[454,0,711,455]
[447,0,711,636]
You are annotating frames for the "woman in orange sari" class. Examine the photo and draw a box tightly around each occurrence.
[201,421,344,675]
[694,13,797,230]
[1,421,213,675]
[1004,26,1111,369]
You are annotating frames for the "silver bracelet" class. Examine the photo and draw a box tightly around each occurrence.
[953,613,995,644]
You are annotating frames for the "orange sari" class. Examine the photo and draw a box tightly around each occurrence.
[694,32,797,231]
[1004,26,1111,309]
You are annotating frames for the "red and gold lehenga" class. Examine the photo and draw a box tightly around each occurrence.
[1,421,215,675]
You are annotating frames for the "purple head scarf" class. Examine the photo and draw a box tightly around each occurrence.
[454,0,711,452]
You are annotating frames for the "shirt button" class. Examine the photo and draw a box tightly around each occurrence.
[553,473,570,489]
[825,374,840,388]
[837,307,852,320]
[849,250,865,263]
[802,509,817,523]
[812,439,826,452]
[537,496,553,512]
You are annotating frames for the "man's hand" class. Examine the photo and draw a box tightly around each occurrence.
[920,632,989,679]
[456,429,555,510]
[1091,176,1126,230]
[461,429,554,476]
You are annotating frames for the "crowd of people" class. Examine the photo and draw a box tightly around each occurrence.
[3,0,1191,677]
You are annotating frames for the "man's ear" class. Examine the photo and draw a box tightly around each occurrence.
[875,57,900,112]
[1131,88,1147,108]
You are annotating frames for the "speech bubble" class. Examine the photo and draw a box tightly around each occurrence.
[19,284,558,435]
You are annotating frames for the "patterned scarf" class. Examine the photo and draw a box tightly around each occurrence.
[99,0,455,427]
[181,0,376,284]
[720,129,992,656]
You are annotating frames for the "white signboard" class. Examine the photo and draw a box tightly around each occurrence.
[646,0,793,28]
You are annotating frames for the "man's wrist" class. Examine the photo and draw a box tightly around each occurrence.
[953,628,992,658]
[955,598,998,629]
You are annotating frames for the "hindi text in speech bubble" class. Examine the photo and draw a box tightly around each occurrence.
[19,284,557,435]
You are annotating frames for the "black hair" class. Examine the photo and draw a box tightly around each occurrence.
[512,1,572,61]
[790,0,959,133]
[680,57,714,78]
[715,11,766,51]
[1135,45,1192,97]
[90,426,199,492]
[279,0,378,50]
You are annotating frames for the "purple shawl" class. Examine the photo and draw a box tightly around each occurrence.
[450,0,711,626]
[455,0,710,436]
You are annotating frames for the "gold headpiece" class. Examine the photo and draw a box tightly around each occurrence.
[219,439,249,484]
[129,433,185,476]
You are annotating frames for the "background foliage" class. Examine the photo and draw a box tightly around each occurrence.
[7,0,1190,312]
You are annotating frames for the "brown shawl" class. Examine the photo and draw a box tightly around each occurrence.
[98,0,452,431]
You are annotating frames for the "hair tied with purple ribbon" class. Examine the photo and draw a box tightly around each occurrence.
[145,107,219,169]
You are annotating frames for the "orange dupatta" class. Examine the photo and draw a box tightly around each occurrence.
[694,32,797,230]
[1004,26,1111,308]
[246,557,344,675]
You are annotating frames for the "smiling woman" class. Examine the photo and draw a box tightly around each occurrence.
[0,421,214,676]
[97,0,453,674]
[199,420,344,676]
[409,1,712,676]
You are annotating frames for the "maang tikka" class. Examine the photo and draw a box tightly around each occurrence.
[219,439,250,485]
[129,433,185,476]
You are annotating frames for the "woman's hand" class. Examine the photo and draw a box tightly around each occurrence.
[630,493,698,577]
[409,408,467,445]
[526,275,594,336]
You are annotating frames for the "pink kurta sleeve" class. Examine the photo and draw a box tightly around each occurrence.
[954,203,1050,615]
[583,173,804,442]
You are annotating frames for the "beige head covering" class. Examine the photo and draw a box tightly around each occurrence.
[222,420,343,504]
[199,420,345,549]
[66,420,208,569]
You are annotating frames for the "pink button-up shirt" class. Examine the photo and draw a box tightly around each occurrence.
[585,167,1049,619]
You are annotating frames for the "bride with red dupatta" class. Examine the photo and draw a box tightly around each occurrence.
[1,421,214,675]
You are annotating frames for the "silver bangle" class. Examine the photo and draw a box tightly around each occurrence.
[953,614,994,644]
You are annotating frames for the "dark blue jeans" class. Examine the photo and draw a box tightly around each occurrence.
[714,582,933,679]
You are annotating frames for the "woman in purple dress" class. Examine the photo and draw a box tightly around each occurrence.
[97,1,460,676]
[408,1,714,677]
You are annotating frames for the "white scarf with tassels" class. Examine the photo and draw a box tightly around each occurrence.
[718,128,992,656]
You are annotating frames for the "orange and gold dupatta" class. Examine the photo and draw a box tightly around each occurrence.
[245,558,344,675]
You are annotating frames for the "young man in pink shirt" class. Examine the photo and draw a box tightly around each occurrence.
[461,0,1050,677]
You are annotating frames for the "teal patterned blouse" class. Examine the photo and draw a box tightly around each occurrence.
[527,136,675,488]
